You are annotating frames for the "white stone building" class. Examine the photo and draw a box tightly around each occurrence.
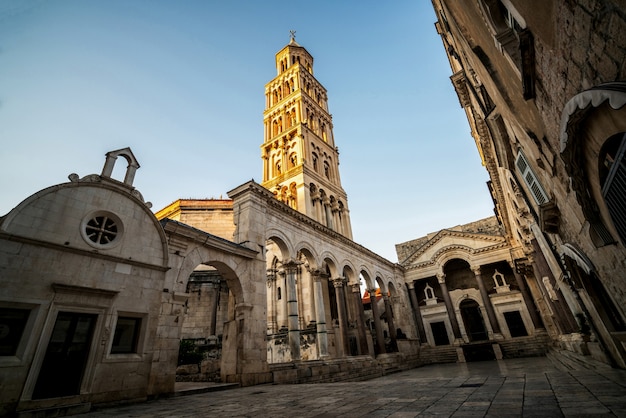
[2,28,620,415]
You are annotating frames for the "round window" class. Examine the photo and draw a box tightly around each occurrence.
[81,211,124,249]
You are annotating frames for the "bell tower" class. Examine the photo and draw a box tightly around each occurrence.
[261,33,352,239]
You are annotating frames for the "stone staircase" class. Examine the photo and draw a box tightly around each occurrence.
[419,345,459,364]
[498,332,550,359]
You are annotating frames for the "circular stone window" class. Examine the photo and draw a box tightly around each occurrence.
[81,211,124,249]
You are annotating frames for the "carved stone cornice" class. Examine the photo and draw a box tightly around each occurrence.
[403,241,510,272]
[450,71,471,108]
[228,180,399,269]
[400,228,506,266]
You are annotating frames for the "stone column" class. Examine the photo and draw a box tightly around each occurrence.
[210,281,220,336]
[313,195,323,224]
[351,283,369,355]
[437,273,462,339]
[382,293,398,352]
[311,269,328,358]
[323,197,333,229]
[407,282,427,343]
[307,267,316,328]
[266,269,278,333]
[471,266,500,335]
[279,269,288,329]
[332,277,349,357]
[369,288,387,354]
[284,260,301,361]
[510,262,543,329]
[331,203,341,234]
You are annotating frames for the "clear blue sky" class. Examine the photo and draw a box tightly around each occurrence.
[0,0,493,261]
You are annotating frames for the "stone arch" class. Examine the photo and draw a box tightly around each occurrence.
[320,253,340,278]
[101,147,140,186]
[294,242,320,267]
[340,261,358,284]
[433,246,473,267]
[265,230,293,261]
[359,268,375,290]
[443,258,477,292]
[164,240,269,387]
[374,274,386,292]
[560,83,626,246]
[174,247,245,306]
[458,297,489,342]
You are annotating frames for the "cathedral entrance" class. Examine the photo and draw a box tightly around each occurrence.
[33,312,97,399]
[460,299,488,342]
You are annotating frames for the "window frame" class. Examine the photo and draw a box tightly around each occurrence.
[106,312,147,361]
[515,150,549,205]
[0,302,39,365]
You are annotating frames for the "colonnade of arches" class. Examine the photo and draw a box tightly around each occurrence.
[262,134,300,182]
[266,101,298,139]
[310,143,336,180]
[268,76,296,108]
[308,183,348,235]
[303,103,330,142]
[407,257,543,347]
[277,52,312,75]
[264,236,403,362]
[264,101,331,145]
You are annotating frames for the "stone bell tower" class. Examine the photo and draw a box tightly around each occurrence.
[261,33,353,239]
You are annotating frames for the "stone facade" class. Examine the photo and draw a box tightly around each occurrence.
[431,0,626,367]
[0,149,169,415]
[397,216,547,361]
[3,22,625,415]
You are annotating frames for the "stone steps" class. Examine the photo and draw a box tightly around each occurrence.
[498,333,550,359]
[419,346,459,364]
[547,348,614,372]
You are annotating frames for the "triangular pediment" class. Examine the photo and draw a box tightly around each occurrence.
[401,229,506,266]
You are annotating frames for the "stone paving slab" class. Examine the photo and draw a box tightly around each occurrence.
[81,357,626,417]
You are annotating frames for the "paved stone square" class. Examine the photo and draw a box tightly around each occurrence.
[82,357,626,417]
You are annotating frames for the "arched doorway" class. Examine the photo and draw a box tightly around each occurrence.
[460,299,488,342]
[176,263,231,382]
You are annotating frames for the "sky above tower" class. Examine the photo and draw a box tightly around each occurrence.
[0,0,493,262]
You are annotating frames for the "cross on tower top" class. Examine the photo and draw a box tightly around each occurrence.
[289,30,296,42]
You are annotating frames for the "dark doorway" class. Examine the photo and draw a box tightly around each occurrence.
[460,299,488,342]
[504,311,528,337]
[33,312,97,399]
[431,321,450,346]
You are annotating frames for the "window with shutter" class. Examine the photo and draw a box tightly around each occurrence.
[601,133,626,243]
[515,151,548,205]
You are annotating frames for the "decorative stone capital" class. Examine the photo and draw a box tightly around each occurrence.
[350,283,361,293]
[331,277,346,288]
[309,268,328,282]
[266,269,277,287]
[407,281,415,290]
[471,265,482,275]
[282,259,302,274]
[436,273,446,283]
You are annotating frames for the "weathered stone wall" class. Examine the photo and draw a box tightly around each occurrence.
[155,199,235,241]
[0,176,168,415]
